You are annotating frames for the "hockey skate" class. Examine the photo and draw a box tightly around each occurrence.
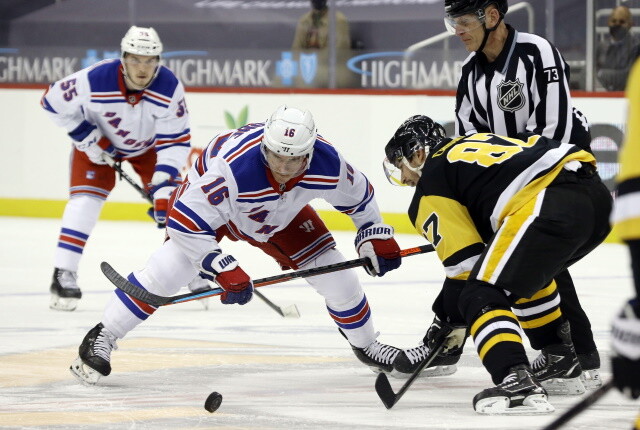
[578,350,602,390]
[49,268,82,311]
[531,321,585,395]
[188,274,213,310]
[70,323,118,385]
[473,364,554,415]
[392,317,466,378]
[341,330,401,374]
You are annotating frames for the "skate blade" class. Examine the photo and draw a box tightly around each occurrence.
[69,357,102,385]
[542,376,586,395]
[422,364,457,377]
[580,369,602,390]
[390,364,458,379]
[475,394,555,415]
[50,295,79,312]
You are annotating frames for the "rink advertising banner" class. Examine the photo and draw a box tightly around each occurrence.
[0,47,468,90]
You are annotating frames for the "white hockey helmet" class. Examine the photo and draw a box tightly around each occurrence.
[262,105,317,165]
[121,26,163,57]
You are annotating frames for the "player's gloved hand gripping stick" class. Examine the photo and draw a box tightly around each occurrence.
[100,244,435,307]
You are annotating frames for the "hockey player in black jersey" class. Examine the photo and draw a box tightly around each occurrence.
[383,115,611,414]
[444,0,601,390]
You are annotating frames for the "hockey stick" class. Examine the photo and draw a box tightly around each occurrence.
[104,157,154,204]
[374,325,451,409]
[103,159,299,317]
[540,380,614,430]
[103,157,167,228]
[254,290,300,318]
[100,244,435,307]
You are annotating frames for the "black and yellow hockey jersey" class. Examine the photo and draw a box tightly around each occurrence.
[408,132,595,281]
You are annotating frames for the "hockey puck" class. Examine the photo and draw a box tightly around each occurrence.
[204,391,223,413]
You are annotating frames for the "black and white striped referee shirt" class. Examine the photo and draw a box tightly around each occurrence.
[454,25,592,149]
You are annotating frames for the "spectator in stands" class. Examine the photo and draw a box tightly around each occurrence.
[291,0,354,88]
[596,5,640,91]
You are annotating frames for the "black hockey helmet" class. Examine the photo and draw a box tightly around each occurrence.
[444,0,508,18]
[383,115,446,185]
[385,115,447,167]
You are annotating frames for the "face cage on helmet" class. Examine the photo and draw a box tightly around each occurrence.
[382,139,426,186]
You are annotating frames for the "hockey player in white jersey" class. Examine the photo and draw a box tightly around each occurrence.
[42,26,208,311]
[70,105,405,385]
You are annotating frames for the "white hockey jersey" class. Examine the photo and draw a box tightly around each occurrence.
[166,123,382,266]
[41,59,190,176]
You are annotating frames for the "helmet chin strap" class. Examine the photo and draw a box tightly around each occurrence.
[402,155,425,176]
[476,14,503,53]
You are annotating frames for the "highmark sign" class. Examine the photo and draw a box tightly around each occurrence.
[1,47,463,90]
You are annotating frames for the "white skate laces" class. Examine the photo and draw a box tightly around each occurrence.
[363,339,400,365]
[531,353,547,370]
[94,328,119,362]
[57,269,80,290]
[403,343,429,364]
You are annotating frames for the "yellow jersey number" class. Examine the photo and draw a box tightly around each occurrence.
[446,133,539,167]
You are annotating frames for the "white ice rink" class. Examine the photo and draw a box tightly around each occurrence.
[0,216,638,430]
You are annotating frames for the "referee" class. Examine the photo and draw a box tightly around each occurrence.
[446,0,599,391]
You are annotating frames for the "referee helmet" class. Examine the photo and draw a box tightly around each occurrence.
[445,0,508,19]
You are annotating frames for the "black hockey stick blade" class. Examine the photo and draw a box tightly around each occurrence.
[100,262,175,306]
[101,244,435,307]
[541,380,614,430]
[374,325,451,409]
[254,290,300,318]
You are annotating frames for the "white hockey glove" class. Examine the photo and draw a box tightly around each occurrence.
[148,171,178,225]
[425,316,467,354]
[354,222,402,276]
[611,298,640,399]
[200,251,253,305]
[72,128,116,165]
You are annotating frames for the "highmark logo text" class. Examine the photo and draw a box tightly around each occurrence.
[347,51,463,89]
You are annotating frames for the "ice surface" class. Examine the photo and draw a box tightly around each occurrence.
[0,217,637,429]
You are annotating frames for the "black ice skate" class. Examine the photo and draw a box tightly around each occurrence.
[341,329,400,373]
[531,321,585,395]
[69,323,118,385]
[578,350,602,390]
[49,268,82,311]
[392,318,466,378]
[392,343,460,378]
[473,364,554,415]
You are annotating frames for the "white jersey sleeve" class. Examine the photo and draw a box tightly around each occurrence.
[166,143,239,269]
[40,63,97,142]
[151,79,191,178]
[325,150,383,230]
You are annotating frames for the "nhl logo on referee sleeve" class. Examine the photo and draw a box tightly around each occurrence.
[497,79,526,112]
